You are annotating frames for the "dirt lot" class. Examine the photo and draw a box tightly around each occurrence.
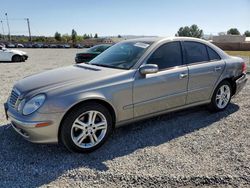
[0,49,249,187]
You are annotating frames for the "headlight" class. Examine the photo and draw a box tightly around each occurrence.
[22,94,46,115]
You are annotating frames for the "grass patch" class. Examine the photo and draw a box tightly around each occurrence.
[225,51,250,58]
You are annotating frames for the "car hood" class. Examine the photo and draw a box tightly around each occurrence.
[5,49,27,55]
[15,64,127,95]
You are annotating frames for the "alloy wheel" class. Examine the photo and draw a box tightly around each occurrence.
[71,110,107,149]
[215,85,231,109]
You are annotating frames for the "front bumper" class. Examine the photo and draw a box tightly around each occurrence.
[234,73,248,95]
[22,55,28,61]
[4,102,63,144]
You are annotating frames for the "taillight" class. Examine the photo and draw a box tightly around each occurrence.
[242,62,247,74]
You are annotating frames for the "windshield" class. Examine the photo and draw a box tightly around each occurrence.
[89,41,152,69]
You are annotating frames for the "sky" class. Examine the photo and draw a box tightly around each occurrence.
[0,0,249,37]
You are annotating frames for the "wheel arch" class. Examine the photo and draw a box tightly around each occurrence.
[11,54,22,62]
[58,98,117,142]
[211,77,237,99]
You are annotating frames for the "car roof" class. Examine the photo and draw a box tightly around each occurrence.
[122,37,229,59]
[121,36,212,43]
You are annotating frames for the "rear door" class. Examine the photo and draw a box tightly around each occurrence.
[184,41,225,104]
[133,41,188,117]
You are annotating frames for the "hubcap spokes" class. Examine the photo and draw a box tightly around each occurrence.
[71,110,107,148]
[216,85,230,109]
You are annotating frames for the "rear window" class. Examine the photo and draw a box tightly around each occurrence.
[207,46,221,61]
[184,41,209,64]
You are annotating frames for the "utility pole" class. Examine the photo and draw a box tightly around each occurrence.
[0,20,5,40]
[5,13,11,41]
[25,18,32,42]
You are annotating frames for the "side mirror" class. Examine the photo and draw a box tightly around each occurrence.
[139,64,158,75]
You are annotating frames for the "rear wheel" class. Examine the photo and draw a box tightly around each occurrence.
[60,102,113,153]
[209,80,232,112]
[12,55,23,62]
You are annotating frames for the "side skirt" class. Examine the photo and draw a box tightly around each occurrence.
[115,100,211,127]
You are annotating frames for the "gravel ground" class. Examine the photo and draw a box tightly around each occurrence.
[0,49,249,187]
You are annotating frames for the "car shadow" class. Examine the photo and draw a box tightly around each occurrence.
[0,103,239,187]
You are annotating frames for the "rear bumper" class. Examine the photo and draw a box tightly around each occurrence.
[234,74,248,95]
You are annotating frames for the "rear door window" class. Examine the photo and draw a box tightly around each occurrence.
[207,46,221,61]
[184,41,209,64]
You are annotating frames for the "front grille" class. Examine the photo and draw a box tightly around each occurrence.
[8,88,20,108]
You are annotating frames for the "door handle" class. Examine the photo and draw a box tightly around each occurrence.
[179,73,188,79]
[214,67,222,72]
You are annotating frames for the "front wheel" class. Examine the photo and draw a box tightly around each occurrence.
[12,55,23,62]
[60,103,113,153]
[209,80,232,112]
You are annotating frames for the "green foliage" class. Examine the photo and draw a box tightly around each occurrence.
[71,29,77,43]
[54,32,62,41]
[94,33,98,38]
[227,28,240,35]
[118,35,122,38]
[33,36,47,42]
[62,34,71,43]
[83,34,89,39]
[244,30,250,37]
[176,24,203,38]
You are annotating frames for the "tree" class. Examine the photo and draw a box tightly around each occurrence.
[227,28,240,35]
[94,33,98,38]
[118,35,122,38]
[71,29,77,43]
[244,30,250,37]
[54,32,61,41]
[62,34,70,43]
[176,24,203,38]
[83,34,90,39]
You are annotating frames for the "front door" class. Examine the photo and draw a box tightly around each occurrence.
[133,41,188,118]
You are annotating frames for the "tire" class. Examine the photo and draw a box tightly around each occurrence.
[209,80,232,112]
[60,102,113,153]
[12,55,23,62]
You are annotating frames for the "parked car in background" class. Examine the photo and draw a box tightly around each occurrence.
[49,44,57,48]
[24,44,33,48]
[0,45,28,62]
[0,43,6,48]
[43,44,49,48]
[6,43,16,48]
[75,44,84,48]
[4,37,247,153]
[33,43,43,48]
[57,44,65,48]
[64,44,71,48]
[75,44,112,63]
[16,44,24,48]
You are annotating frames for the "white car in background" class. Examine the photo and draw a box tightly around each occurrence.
[0,45,28,62]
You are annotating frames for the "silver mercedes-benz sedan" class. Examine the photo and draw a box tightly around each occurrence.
[4,37,248,153]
